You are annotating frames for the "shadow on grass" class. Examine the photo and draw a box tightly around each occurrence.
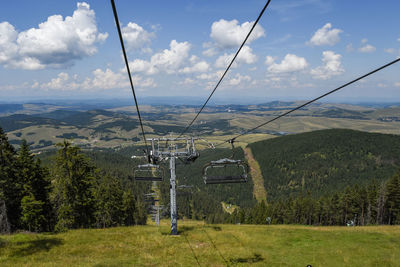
[0,238,8,248]
[230,253,264,264]
[10,237,63,257]
[179,226,196,234]
[206,225,222,231]
[159,226,196,235]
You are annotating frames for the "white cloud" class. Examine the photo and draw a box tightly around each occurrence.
[39,68,155,91]
[122,22,154,51]
[179,61,210,74]
[361,38,368,44]
[84,68,128,90]
[214,45,257,68]
[385,48,396,54]
[0,2,108,70]
[130,59,158,75]
[210,19,265,49]
[377,83,387,88]
[311,51,344,80]
[267,54,308,73]
[41,72,79,90]
[196,72,220,81]
[129,40,191,75]
[228,73,251,86]
[358,44,376,53]
[179,78,195,85]
[308,23,342,46]
[398,37,400,42]
[395,82,400,87]
[265,56,275,65]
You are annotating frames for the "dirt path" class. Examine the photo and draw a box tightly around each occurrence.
[244,147,267,202]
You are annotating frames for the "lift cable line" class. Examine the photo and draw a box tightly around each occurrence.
[110,0,150,158]
[178,0,273,138]
[214,57,400,147]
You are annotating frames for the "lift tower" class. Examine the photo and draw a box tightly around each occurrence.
[147,137,198,235]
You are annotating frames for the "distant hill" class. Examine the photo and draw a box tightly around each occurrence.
[249,129,400,200]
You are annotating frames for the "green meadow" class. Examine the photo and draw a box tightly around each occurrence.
[1,220,399,266]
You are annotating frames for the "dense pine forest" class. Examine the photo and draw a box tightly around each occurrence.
[2,126,400,234]
[249,129,400,199]
[0,127,148,233]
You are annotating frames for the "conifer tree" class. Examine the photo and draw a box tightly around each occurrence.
[0,127,21,230]
[17,140,52,231]
[94,174,125,228]
[386,172,400,224]
[52,141,97,231]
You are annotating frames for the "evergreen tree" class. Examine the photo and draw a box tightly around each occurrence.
[52,141,97,231]
[0,127,21,230]
[386,172,400,224]
[94,174,125,228]
[16,140,52,231]
[20,191,45,232]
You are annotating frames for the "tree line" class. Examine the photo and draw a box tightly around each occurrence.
[0,127,146,233]
[225,173,400,226]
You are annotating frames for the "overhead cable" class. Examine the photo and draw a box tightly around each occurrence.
[216,57,400,146]
[178,0,273,138]
[110,0,149,157]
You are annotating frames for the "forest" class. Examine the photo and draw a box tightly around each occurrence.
[0,127,148,233]
[1,126,400,234]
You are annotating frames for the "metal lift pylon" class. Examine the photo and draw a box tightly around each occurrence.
[146,137,198,235]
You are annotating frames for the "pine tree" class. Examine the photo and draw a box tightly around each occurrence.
[0,127,22,230]
[16,140,52,231]
[94,174,125,228]
[386,172,400,224]
[52,141,97,231]
[20,191,45,232]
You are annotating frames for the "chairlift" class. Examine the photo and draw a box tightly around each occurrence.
[203,158,248,184]
[202,139,249,184]
[134,164,164,181]
[177,185,193,196]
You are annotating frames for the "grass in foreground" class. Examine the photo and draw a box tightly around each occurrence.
[1,220,399,266]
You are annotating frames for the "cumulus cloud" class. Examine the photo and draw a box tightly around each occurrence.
[196,72,220,81]
[308,23,342,46]
[358,44,376,53]
[267,54,308,73]
[179,61,210,74]
[0,2,107,70]
[40,68,156,91]
[310,51,344,80]
[130,40,191,75]
[122,22,154,51]
[214,45,257,68]
[265,56,275,65]
[227,73,251,86]
[40,72,77,90]
[209,19,265,49]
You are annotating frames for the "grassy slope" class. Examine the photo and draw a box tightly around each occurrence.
[244,147,267,202]
[1,220,399,266]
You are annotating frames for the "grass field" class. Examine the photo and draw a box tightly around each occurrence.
[1,220,399,266]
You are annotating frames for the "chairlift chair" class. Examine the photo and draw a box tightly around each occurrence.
[134,164,164,181]
[203,158,248,184]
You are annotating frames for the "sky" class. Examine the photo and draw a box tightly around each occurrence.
[0,0,400,103]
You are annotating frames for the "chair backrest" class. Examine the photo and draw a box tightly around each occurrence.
[203,158,248,184]
[134,164,164,181]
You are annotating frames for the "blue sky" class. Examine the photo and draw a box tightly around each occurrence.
[0,0,399,103]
